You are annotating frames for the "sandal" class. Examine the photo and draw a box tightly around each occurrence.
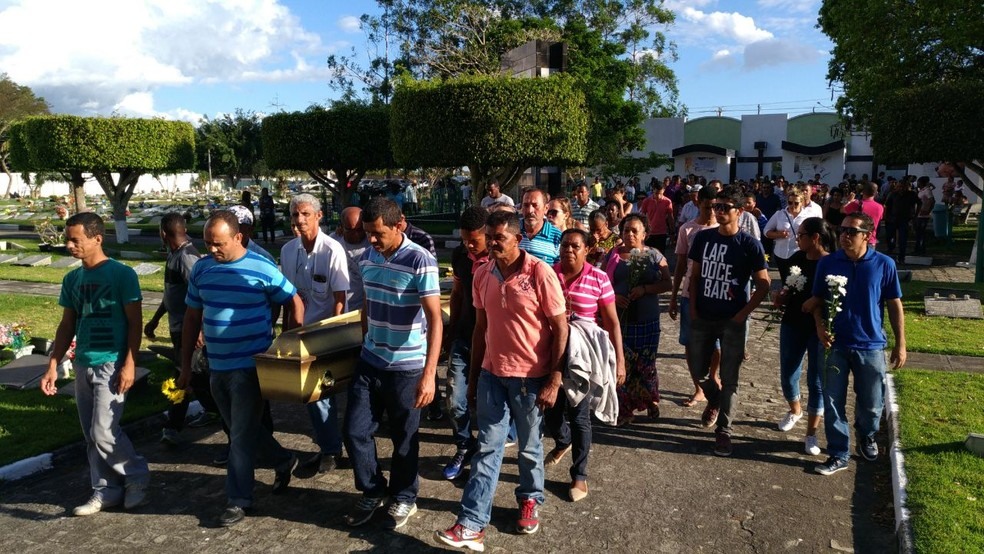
[682,393,705,408]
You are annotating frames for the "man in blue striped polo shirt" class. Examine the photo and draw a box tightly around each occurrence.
[343,198,443,530]
[179,210,306,527]
[519,188,562,264]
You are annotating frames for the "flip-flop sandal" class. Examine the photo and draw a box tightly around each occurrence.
[682,396,704,408]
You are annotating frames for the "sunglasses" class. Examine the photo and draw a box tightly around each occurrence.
[839,226,869,237]
[546,209,559,217]
[711,203,736,212]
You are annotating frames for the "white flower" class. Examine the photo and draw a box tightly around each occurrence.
[789,266,802,277]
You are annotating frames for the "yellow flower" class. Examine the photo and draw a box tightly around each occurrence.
[161,378,186,404]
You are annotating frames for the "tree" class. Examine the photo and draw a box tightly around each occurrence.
[262,102,392,208]
[9,116,195,243]
[819,0,984,195]
[332,1,682,167]
[196,109,263,189]
[0,74,50,198]
[390,75,588,193]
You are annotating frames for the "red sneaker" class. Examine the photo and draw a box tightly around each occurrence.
[516,498,540,534]
[701,405,719,428]
[434,523,485,552]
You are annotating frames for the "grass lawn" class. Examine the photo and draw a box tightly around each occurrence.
[893,369,984,553]
[0,294,176,466]
[892,280,984,357]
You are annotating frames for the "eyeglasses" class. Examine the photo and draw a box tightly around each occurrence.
[796,232,811,238]
[546,209,559,217]
[839,226,869,237]
[711,203,735,212]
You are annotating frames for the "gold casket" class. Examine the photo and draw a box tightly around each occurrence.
[255,303,450,403]
[255,310,364,403]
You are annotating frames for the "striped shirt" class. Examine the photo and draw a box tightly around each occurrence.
[186,250,297,371]
[553,262,615,320]
[570,198,600,226]
[360,235,440,370]
[520,219,562,265]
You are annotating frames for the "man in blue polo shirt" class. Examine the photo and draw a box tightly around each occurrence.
[343,198,443,530]
[810,211,906,476]
[179,210,305,527]
[519,188,562,265]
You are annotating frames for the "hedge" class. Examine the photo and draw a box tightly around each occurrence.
[9,115,195,171]
[262,103,392,172]
[390,75,588,169]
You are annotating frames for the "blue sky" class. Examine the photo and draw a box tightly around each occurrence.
[0,0,836,123]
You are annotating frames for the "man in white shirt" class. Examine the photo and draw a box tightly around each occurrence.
[280,193,351,474]
[480,180,514,210]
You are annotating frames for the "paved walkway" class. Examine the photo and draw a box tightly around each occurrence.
[0,259,977,552]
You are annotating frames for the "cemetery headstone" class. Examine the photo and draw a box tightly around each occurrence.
[12,255,52,267]
[50,257,82,269]
[132,262,161,275]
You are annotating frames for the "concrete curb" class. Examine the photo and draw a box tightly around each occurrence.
[885,373,915,554]
[0,400,203,483]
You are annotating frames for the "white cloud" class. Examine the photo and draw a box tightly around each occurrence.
[0,0,329,116]
[700,48,739,71]
[743,38,820,69]
[338,15,362,33]
[756,0,819,14]
[113,92,203,123]
[680,8,773,45]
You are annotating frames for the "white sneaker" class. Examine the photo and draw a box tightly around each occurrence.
[73,495,121,517]
[777,411,803,432]
[804,435,821,456]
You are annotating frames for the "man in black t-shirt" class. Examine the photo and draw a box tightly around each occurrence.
[687,187,770,457]
[441,207,490,480]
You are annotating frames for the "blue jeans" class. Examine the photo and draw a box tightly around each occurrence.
[446,338,476,452]
[306,394,342,456]
[75,361,149,503]
[458,370,546,532]
[687,317,747,435]
[822,347,886,461]
[343,360,422,503]
[210,368,293,508]
[446,338,516,452]
[778,323,825,415]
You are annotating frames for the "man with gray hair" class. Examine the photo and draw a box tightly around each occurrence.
[227,204,275,262]
[280,193,350,474]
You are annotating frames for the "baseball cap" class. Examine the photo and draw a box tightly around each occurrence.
[227,205,254,226]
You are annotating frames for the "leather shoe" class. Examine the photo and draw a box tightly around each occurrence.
[219,505,246,527]
[302,452,338,474]
[569,480,588,502]
[272,454,298,495]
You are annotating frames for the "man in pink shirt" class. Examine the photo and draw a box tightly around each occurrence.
[642,180,676,253]
[436,210,568,551]
[841,182,884,245]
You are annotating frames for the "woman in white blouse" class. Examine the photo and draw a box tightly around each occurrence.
[763,189,808,284]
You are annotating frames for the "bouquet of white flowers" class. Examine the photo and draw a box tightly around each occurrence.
[761,266,808,337]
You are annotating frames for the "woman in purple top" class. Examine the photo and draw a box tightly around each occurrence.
[544,228,625,502]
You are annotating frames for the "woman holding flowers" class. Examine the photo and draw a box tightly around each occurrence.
[773,217,836,455]
[605,213,672,425]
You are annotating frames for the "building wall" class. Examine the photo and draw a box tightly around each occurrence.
[736,114,787,180]
[684,116,741,151]
[786,113,842,146]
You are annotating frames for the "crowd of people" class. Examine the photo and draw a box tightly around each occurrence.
[39,172,909,551]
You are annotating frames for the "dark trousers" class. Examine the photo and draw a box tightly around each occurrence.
[544,392,591,482]
[343,360,423,503]
[687,317,747,436]
[260,216,276,243]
